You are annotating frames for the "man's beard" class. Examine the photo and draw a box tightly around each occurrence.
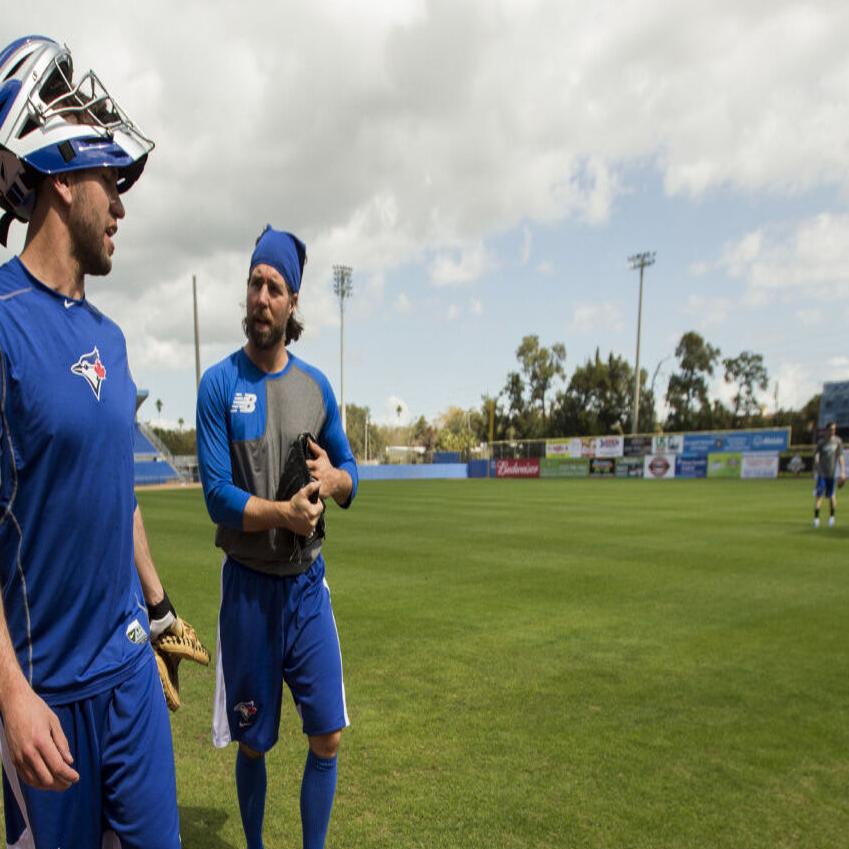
[68,203,112,277]
[244,311,285,350]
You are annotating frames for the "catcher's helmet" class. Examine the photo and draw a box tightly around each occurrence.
[0,36,154,243]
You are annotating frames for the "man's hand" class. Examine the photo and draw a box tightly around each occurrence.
[306,438,352,504]
[1,680,79,791]
[306,438,337,499]
[284,480,323,536]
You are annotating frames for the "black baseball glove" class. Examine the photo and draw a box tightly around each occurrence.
[277,432,326,543]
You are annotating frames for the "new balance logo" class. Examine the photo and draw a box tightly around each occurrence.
[231,393,257,414]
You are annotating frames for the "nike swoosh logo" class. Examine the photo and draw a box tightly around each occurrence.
[64,299,76,309]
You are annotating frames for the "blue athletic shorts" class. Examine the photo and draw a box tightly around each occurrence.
[212,554,349,752]
[1,651,179,849]
[816,475,836,498]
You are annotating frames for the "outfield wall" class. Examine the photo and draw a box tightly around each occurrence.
[363,428,798,482]
[358,463,468,481]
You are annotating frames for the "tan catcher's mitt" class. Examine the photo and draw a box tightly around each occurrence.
[148,592,211,711]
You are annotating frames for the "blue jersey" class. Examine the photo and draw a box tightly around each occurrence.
[197,348,358,576]
[0,258,149,704]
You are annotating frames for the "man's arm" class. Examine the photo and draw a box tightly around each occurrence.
[312,375,358,507]
[242,483,323,534]
[134,504,165,608]
[0,596,79,791]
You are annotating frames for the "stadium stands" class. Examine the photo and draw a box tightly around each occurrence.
[134,459,181,485]
[133,425,159,456]
[133,421,180,485]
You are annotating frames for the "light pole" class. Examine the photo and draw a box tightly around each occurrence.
[628,251,656,434]
[332,265,353,433]
[364,407,370,461]
[192,274,201,392]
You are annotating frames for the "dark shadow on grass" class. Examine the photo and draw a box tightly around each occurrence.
[179,806,237,849]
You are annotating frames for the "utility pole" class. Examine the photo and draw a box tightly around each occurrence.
[332,265,353,432]
[192,274,201,392]
[628,251,656,434]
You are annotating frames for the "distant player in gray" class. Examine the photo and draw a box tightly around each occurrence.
[813,421,845,527]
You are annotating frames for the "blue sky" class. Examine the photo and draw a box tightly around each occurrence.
[4,1,848,428]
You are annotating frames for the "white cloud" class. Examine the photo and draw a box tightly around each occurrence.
[773,361,816,410]
[536,260,554,275]
[520,225,532,265]
[569,301,625,334]
[711,214,849,299]
[796,308,824,327]
[447,304,460,321]
[682,294,735,329]
[430,242,494,286]
[469,297,483,316]
[394,292,412,315]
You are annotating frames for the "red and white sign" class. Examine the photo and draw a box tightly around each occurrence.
[644,453,676,479]
[546,440,570,457]
[495,458,540,478]
[741,452,779,479]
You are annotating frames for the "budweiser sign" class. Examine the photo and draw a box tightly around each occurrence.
[495,459,540,478]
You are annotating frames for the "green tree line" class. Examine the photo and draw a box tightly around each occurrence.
[147,330,821,459]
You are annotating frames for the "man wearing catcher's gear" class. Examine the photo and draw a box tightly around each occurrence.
[197,225,358,849]
[0,36,205,848]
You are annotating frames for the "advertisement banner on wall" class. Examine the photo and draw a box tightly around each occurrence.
[684,429,790,455]
[495,458,540,478]
[539,458,589,478]
[545,440,570,457]
[707,452,742,478]
[567,438,583,458]
[652,434,684,454]
[593,436,624,458]
[644,454,676,479]
[580,437,595,457]
[675,455,707,478]
[615,457,644,478]
[741,453,779,479]
[778,450,814,477]
[623,435,653,457]
[589,457,616,477]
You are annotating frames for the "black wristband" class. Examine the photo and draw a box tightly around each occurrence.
[147,591,175,621]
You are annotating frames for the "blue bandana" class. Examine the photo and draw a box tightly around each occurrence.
[249,225,307,293]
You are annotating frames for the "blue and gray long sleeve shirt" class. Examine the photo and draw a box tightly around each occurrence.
[197,348,358,576]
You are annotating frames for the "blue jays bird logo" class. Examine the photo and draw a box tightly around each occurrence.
[235,700,259,727]
[70,347,107,400]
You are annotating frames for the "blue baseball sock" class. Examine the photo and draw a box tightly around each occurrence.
[236,748,267,849]
[300,750,338,849]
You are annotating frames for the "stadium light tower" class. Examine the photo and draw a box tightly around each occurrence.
[192,274,201,392]
[628,251,656,434]
[333,264,353,433]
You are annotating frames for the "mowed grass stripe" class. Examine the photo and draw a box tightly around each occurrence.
[3,479,847,848]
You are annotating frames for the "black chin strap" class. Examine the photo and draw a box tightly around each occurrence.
[0,211,13,248]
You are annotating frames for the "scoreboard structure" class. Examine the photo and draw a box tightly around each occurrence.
[819,381,849,436]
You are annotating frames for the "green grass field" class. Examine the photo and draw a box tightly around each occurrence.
[5,479,849,847]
